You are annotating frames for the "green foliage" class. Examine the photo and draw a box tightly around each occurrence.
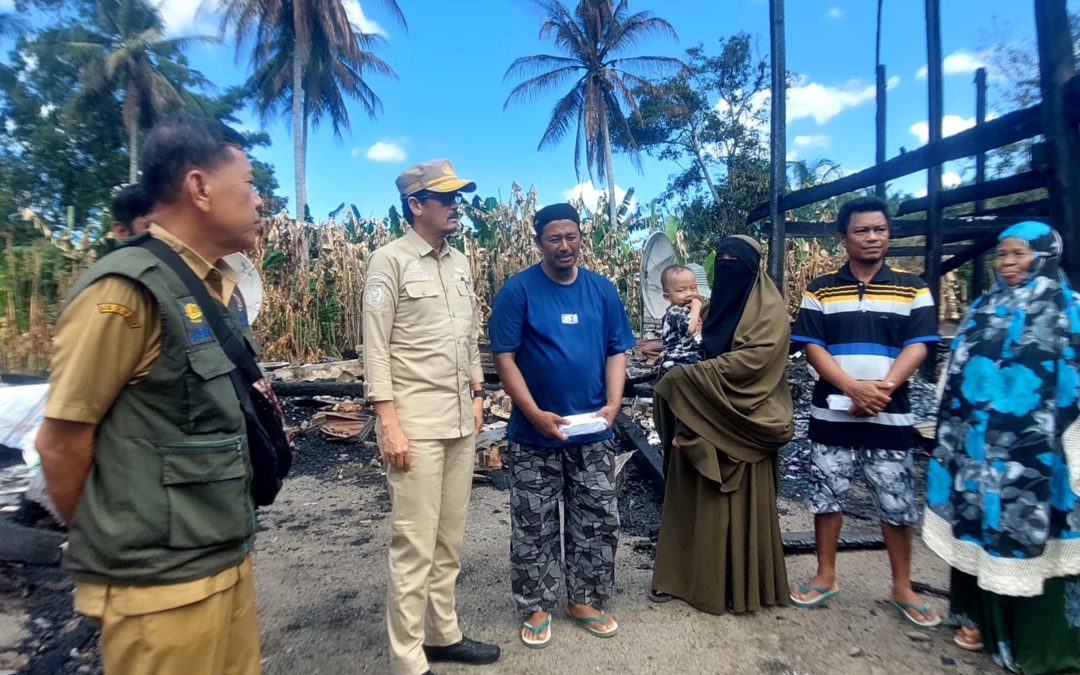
[0,1,286,236]
[626,33,771,258]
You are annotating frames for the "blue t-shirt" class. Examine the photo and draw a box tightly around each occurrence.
[489,264,636,448]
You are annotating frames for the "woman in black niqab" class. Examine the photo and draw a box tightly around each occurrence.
[700,236,761,358]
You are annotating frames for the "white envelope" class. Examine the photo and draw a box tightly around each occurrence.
[827,394,854,411]
[558,413,609,437]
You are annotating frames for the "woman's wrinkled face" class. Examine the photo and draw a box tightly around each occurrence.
[995,237,1033,287]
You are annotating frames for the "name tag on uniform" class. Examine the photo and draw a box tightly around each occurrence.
[561,313,579,325]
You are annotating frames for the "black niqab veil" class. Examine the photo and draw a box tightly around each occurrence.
[700,236,761,358]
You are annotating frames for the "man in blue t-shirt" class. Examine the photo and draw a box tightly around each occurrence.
[489,202,635,648]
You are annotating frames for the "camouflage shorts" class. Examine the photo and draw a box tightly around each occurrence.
[807,443,918,526]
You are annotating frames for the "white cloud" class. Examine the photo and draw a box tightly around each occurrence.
[916,49,989,79]
[363,140,407,163]
[794,134,829,148]
[909,114,977,144]
[343,0,388,37]
[915,188,928,198]
[827,7,844,19]
[786,150,799,161]
[159,0,220,36]
[564,181,634,213]
[942,171,963,188]
[787,76,898,124]
[713,76,899,130]
[0,0,14,11]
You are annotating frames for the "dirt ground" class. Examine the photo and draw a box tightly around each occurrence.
[1,430,999,675]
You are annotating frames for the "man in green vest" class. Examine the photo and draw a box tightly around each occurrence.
[35,114,265,675]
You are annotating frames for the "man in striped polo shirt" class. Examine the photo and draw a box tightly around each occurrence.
[788,197,942,628]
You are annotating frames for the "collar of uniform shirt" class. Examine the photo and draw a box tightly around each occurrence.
[148,223,240,286]
[404,228,452,258]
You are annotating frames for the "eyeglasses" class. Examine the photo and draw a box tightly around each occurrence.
[412,191,463,206]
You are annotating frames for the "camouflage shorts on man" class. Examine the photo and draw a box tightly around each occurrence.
[807,443,918,526]
[508,439,620,618]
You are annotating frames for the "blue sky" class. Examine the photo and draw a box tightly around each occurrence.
[9,0,1073,220]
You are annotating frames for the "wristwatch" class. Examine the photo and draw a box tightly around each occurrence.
[471,389,487,399]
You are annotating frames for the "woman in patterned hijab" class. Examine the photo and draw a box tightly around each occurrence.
[923,222,1080,673]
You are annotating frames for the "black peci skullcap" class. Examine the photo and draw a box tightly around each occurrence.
[533,203,581,237]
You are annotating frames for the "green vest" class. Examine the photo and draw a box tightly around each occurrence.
[63,244,257,585]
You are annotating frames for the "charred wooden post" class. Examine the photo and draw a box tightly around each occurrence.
[767,0,788,289]
[1034,0,1080,279]
[876,64,888,200]
[972,67,989,297]
[923,0,944,376]
[875,0,887,199]
[924,0,944,300]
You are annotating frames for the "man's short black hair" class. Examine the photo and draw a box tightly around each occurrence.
[660,264,693,290]
[111,183,151,231]
[837,195,892,235]
[140,114,248,206]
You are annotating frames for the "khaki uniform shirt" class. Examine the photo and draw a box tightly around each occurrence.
[46,223,242,611]
[363,229,482,439]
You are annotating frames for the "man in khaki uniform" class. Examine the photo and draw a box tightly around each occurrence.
[35,115,264,675]
[364,160,500,675]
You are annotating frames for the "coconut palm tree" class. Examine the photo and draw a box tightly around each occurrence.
[0,11,27,39]
[67,0,214,182]
[504,0,679,227]
[219,0,404,220]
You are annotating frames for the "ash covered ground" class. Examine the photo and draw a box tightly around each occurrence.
[0,352,952,674]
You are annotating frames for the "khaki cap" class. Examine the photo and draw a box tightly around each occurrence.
[395,159,477,198]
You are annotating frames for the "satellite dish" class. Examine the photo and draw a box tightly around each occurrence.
[640,231,675,322]
[224,252,264,324]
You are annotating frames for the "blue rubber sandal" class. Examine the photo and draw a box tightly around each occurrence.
[571,611,618,638]
[521,617,552,649]
[790,583,840,607]
[890,600,942,628]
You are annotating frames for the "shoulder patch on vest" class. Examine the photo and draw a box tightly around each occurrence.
[177,296,214,345]
[96,303,140,328]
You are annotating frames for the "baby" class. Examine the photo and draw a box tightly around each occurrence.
[658,264,703,372]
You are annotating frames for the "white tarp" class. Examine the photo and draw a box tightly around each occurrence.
[0,384,48,467]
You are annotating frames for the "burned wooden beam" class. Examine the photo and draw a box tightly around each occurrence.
[273,381,365,398]
[0,522,65,565]
[941,236,1000,276]
[888,243,979,258]
[746,104,1044,223]
[772,218,1027,240]
[875,65,887,198]
[782,528,885,555]
[923,0,945,352]
[1036,0,1080,279]
[895,171,1046,216]
[766,0,788,289]
[973,67,990,297]
[745,75,1080,225]
[614,413,664,493]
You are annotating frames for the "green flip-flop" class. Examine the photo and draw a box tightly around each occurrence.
[790,583,840,607]
[521,616,552,649]
[571,611,619,638]
[891,600,942,628]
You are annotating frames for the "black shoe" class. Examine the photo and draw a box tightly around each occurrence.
[423,637,500,665]
[648,589,675,603]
